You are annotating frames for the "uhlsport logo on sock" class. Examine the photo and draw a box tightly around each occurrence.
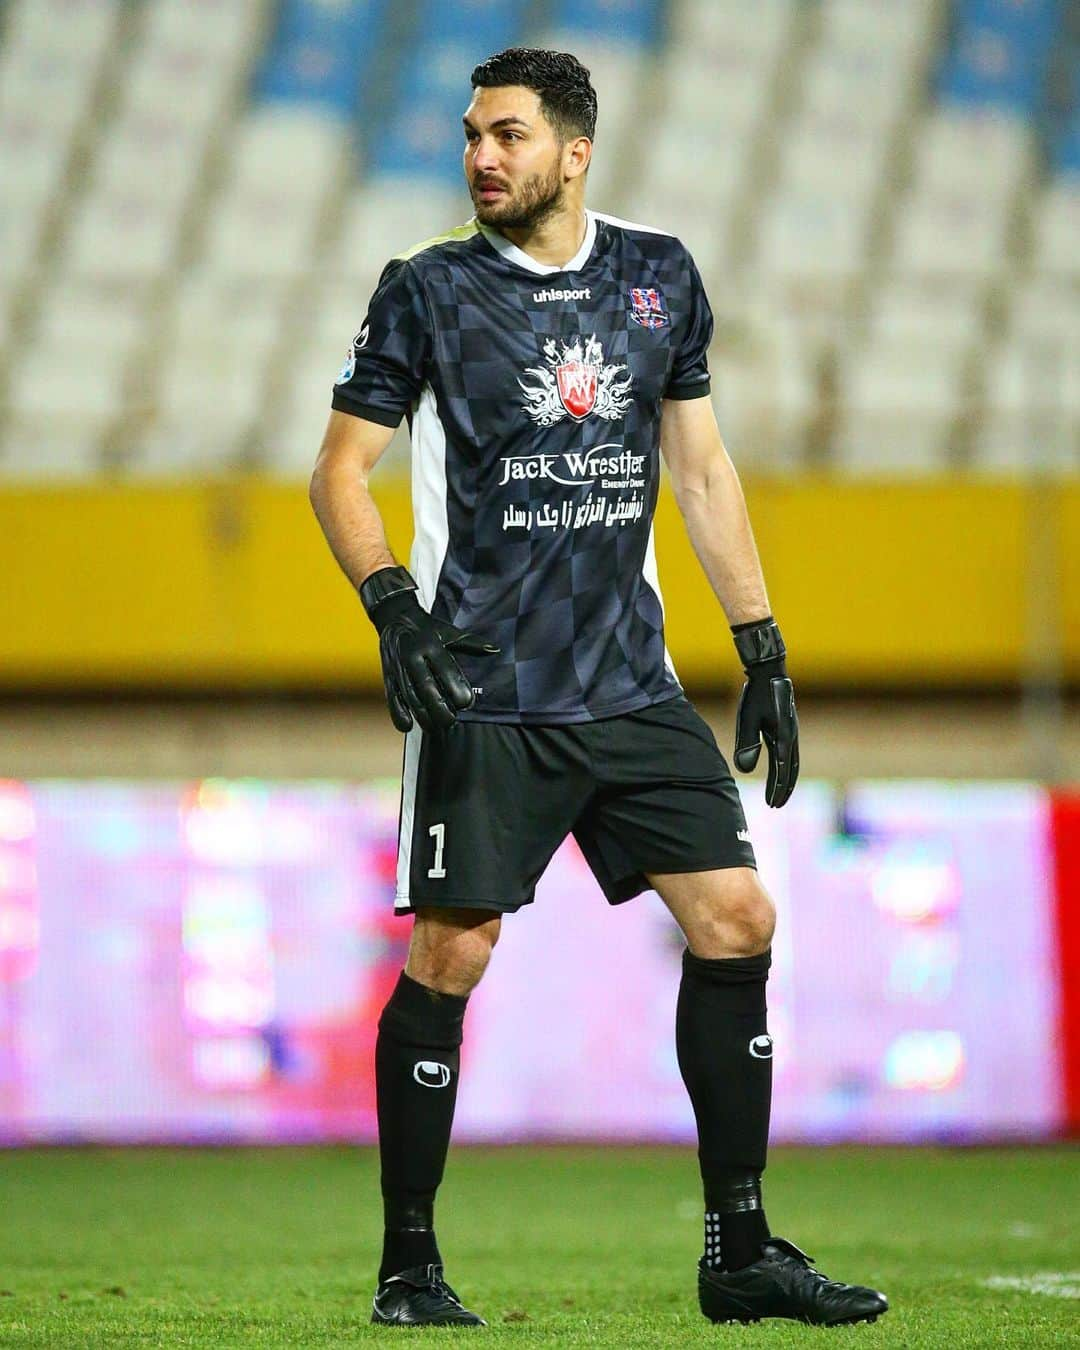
[749,1035,773,1060]
[413,1060,451,1088]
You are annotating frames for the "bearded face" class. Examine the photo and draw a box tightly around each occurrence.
[463,86,583,233]
[469,153,564,230]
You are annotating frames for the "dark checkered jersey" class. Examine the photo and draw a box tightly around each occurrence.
[331,210,714,724]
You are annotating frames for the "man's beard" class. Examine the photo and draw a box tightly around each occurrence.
[471,161,564,230]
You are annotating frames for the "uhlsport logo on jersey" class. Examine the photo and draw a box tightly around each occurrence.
[749,1035,773,1060]
[519,335,632,426]
[628,286,669,330]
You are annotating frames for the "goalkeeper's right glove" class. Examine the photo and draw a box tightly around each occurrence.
[359,565,500,733]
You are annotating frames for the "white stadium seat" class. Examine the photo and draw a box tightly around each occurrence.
[60,191,184,283]
[139,0,266,55]
[1,0,119,59]
[834,336,970,473]
[755,190,869,288]
[199,193,325,282]
[671,0,794,59]
[332,182,472,286]
[868,284,984,353]
[891,191,1012,283]
[915,111,1034,202]
[135,278,289,466]
[7,350,128,426]
[91,115,208,211]
[121,42,240,128]
[1032,183,1080,279]
[1010,278,1080,345]
[780,116,884,204]
[0,111,76,209]
[0,204,46,285]
[0,421,105,481]
[800,47,914,128]
[227,110,347,203]
[819,0,938,51]
[974,341,1079,475]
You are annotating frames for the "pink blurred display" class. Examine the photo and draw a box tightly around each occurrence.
[0,778,1063,1144]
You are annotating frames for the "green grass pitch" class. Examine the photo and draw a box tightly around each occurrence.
[0,1145,1076,1346]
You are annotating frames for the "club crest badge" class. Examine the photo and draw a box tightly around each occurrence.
[627,286,669,330]
[519,335,632,426]
[556,356,598,420]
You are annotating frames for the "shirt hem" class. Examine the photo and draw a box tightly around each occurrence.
[455,685,684,726]
[330,394,405,427]
[664,379,711,401]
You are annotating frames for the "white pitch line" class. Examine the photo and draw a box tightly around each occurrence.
[981,1273,1080,1300]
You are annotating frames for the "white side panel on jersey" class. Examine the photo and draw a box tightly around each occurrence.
[396,378,447,909]
[395,725,423,908]
[642,522,680,682]
[409,381,449,610]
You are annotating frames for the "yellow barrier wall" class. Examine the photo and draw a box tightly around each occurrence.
[0,478,1076,688]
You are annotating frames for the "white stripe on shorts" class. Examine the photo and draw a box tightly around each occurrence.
[395,725,423,909]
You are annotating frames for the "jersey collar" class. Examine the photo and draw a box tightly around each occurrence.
[475,209,598,276]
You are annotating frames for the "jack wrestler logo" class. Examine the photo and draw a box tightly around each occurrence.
[519,335,633,426]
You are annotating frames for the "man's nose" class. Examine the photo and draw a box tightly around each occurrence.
[472,136,500,172]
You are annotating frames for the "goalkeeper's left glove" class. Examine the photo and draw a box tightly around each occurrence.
[731,615,800,808]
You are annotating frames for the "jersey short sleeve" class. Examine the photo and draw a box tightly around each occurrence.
[664,248,714,401]
[330,258,430,427]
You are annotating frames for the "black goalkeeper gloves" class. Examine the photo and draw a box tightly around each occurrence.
[732,616,800,809]
[360,565,499,734]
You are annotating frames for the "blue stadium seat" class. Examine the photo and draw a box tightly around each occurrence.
[939,43,1046,113]
[373,0,528,183]
[415,0,523,49]
[936,0,1064,116]
[957,0,1059,43]
[1053,114,1080,174]
[254,0,390,117]
[548,0,662,46]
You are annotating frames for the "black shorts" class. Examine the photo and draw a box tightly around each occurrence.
[394,693,756,915]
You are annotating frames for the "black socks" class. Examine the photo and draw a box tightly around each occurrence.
[376,971,468,1282]
[676,948,773,1272]
[377,950,773,1280]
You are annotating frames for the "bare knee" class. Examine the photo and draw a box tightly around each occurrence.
[674,873,776,960]
[725,881,775,956]
[406,907,501,996]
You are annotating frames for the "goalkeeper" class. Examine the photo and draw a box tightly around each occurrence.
[311,46,886,1332]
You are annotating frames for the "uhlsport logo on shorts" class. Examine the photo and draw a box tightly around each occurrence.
[519,335,632,426]
[749,1035,773,1060]
[413,1060,452,1088]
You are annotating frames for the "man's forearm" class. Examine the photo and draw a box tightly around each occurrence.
[309,455,397,592]
[671,452,771,626]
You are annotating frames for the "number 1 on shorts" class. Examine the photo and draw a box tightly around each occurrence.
[427,822,447,879]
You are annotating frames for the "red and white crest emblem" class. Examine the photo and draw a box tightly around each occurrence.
[556,359,598,419]
[519,335,632,426]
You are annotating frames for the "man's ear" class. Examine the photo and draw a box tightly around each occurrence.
[565,135,592,179]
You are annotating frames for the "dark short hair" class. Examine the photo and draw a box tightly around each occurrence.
[470,47,597,141]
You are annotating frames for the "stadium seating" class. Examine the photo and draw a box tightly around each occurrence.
[0,0,1076,481]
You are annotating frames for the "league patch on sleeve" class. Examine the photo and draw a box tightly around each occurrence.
[627,286,670,330]
[335,323,369,384]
